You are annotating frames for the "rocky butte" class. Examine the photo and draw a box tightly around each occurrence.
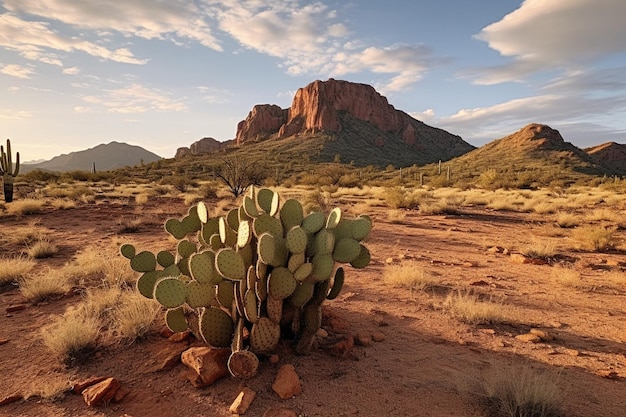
[175,137,232,158]
[233,78,474,164]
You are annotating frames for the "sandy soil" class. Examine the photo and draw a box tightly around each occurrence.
[1,195,625,417]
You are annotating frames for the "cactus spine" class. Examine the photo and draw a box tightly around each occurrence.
[0,139,20,203]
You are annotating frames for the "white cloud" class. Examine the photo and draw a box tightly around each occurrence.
[473,0,626,83]
[0,109,32,119]
[79,83,188,114]
[1,63,34,78]
[62,66,80,75]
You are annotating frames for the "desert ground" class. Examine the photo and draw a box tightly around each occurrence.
[1,183,625,417]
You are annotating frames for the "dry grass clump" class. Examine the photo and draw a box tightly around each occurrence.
[183,192,203,206]
[112,291,160,343]
[117,217,143,233]
[554,212,579,228]
[419,199,460,215]
[465,364,563,417]
[550,265,584,288]
[6,198,46,215]
[49,198,77,210]
[599,271,626,290]
[521,239,557,259]
[383,261,436,291]
[27,239,59,258]
[586,208,621,223]
[387,209,407,224]
[41,310,100,367]
[570,225,617,252]
[383,187,424,209]
[60,244,135,286]
[4,219,46,245]
[24,377,70,401]
[134,193,150,205]
[19,268,72,303]
[0,256,36,286]
[444,291,509,325]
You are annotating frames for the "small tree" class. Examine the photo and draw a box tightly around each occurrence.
[213,156,265,197]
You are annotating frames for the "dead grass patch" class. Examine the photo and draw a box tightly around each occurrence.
[444,291,509,325]
[50,199,77,210]
[0,256,36,285]
[27,239,59,258]
[19,268,71,303]
[6,198,46,215]
[383,261,436,291]
[112,291,159,343]
[550,265,584,288]
[571,225,617,252]
[386,209,407,224]
[41,310,100,367]
[554,212,579,228]
[521,239,557,259]
[117,217,143,233]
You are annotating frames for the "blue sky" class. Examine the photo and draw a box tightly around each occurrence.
[1,0,626,161]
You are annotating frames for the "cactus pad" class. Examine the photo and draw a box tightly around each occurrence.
[243,289,259,323]
[120,243,136,259]
[177,239,197,259]
[350,244,371,269]
[201,218,220,245]
[266,295,283,323]
[351,216,372,241]
[242,195,259,218]
[199,307,234,348]
[130,251,157,272]
[219,217,237,247]
[267,267,297,299]
[165,218,187,240]
[314,229,335,255]
[228,350,259,379]
[289,281,315,307]
[237,220,252,248]
[332,238,361,263]
[186,280,215,308]
[286,226,307,254]
[226,208,240,231]
[326,207,342,229]
[327,267,344,300]
[280,198,304,230]
[165,307,188,333]
[250,317,280,353]
[253,213,283,238]
[302,211,325,234]
[216,279,235,309]
[311,253,334,282]
[189,251,219,284]
[256,188,278,215]
[136,271,160,299]
[294,262,313,282]
[154,277,187,308]
[156,250,175,268]
[287,252,305,273]
[197,201,208,223]
[215,248,246,281]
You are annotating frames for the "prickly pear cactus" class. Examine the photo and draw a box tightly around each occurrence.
[121,187,372,378]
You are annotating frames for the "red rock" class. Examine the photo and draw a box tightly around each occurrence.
[271,364,302,400]
[6,304,26,313]
[229,387,257,414]
[0,339,9,346]
[0,394,22,406]
[82,377,120,407]
[355,332,372,346]
[113,385,131,403]
[168,330,193,343]
[515,333,542,343]
[175,137,231,158]
[181,347,230,387]
[371,331,386,342]
[145,344,189,373]
[236,105,288,145]
[72,376,108,393]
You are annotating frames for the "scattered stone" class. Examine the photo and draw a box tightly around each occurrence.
[502,248,510,255]
[372,316,389,327]
[82,377,121,407]
[463,261,477,267]
[371,331,386,342]
[146,344,189,373]
[515,333,542,343]
[0,339,9,346]
[181,347,230,387]
[470,280,490,286]
[168,330,193,343]
[229,387,257,414]
[529,328,553,341]
[385,257,395,264]
[510,254,529,264]
[113,385,131,403]
[72,376,108,393]
[316,328,328,338]
[564,348,580,356]
[272,364,302,400]
[487,246,502,254]
[322,334,355,358]
[6,304,26,313]
[263,408,298,417]
[0,394,22,406]
[596,370,619,380]
[355,332,372,347]
[159,327,175,338]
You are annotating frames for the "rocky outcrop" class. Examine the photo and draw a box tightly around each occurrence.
[235,105,288,145]
[585,142,626,172]
[175,137,230,158]
[499,123,567,149]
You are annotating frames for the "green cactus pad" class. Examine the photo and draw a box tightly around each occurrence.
[218,217,237,247]
[216,280,235,308]
[327,267,344,300]
[162,263,181,278]
[350,245,371,269]
[189,251,219,284]
[199,307,234,348]
[332,238,361,263]
[165,218,187,240]
[228,349,259,379]
[256,188,278,215]
[351,216,372,241]
[294,262,313,282]
[289,281,315,307]
[156,250,175,267]
[165,307,188,333]
[242,195,260,218]
[233,281,245,318]
[120,243,136,259]
[197,201,208,224]
[280,198,304,230]
[255,266,268,302]
[243,289,259,323]
[302,211,325,234]
[311,253,334,282]
[153,277,187,308]
[201,218,220,246]
[215,248,246,281]
[209,233,223,251]
[314,229,335,255]
[246,265,257,292]
[238,205,252,223]
[266,295,283,323]
[136,271,160,299]
[237,220,252,248]
[238,244,254,270]
[257,232,276,265]
[286,226,308,254]
[177,239,197,259]
[331,218,354,240]
[181,210,202,235]
[287,252,305,273]
[326,207,342,229]
[267,267,297,299]
[250,316,280,353]
[130,251,157,272]
[177,257,191,277]
[253,213,283,239]
[226,208,240,231]
[186,280,215,308]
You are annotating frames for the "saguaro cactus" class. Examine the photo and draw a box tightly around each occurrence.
[0,139,20,203]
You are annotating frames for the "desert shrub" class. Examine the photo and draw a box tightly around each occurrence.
[554,212,579,228]
[19,269,71,303]
[6,198,46,215]
[383,261,435,291]
[0,256,36,286]
[41,310,100,367]
[27,239,58,258]
[117,217,143,234]
[383,187,423,209]
[134,193,150,205]
[50,199,77,210]
[550,265,584,288]
[522,239,557,259]
[587,208,621,223]
[601,271,626,289]
[302,190,330,213]
[444,291,508,325]
[467,364,563,417]
[387,209,407,224]
[419,199,460,215]
[112,291,159,343]
[571,225,617,251]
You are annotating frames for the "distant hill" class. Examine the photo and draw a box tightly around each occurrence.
[21,141,162,173]
[585,142,626,174]
[175,78,475,167]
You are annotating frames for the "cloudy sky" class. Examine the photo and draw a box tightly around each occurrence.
[1,0,626,161]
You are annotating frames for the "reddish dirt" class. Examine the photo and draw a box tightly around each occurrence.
[1,196,625,417]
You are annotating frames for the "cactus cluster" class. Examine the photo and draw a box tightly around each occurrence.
[0,139,20,203]
[121,187,372,379]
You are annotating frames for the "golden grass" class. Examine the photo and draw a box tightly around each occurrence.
[586,208,621,223]
[19,269,71,303]
[419,199,460,215]
[183,192,203,206]
[521,239,557,259]
[41,310,100,366]
[0,256,36,285]
[6,198,46,215]
[27,239,59,258]
[112,291,159,343]
[387,209,407,224]
[24,377,70,401]
[117,217,143,233]
[570,225,617,252]
[49,198,77,210]
[443,291,509,325]
[554,212,580,228]
[5,220,46,245]
[550,265,585,288]
[134,193,150,205]
[383,261,436,291]
[599,271,626,290]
